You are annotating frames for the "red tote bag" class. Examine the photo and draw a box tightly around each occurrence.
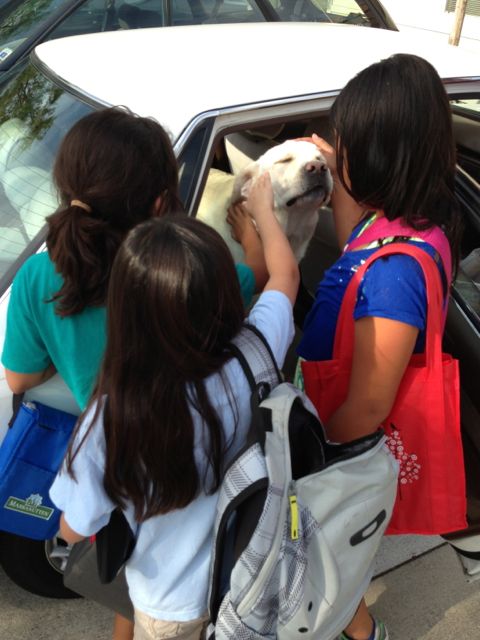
[302,243,467,535]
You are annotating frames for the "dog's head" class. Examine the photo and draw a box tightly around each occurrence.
[232,139,333,214]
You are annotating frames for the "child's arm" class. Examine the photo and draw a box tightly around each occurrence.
[59,513,86,544]
[244,172,299,305]
[4,363,57,395]
[326,317,418,442]
[227,203,269,291]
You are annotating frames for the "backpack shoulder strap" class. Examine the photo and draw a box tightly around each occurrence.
[229,324,282,393]
[229,325,283,454]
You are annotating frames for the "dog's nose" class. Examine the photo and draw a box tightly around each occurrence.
[305,161,328,174]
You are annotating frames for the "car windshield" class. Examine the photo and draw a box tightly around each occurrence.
[0,62,93,287]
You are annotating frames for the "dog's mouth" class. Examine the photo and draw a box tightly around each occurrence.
[286,184,329,208]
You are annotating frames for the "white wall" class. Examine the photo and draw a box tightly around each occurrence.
[381,0,480,53]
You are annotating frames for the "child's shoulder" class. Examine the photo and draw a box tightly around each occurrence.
[15,251,57,285]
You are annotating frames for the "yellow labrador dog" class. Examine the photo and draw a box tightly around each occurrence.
[197,140,333,264]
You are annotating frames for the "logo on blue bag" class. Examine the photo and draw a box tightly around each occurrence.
[4,493,54,520]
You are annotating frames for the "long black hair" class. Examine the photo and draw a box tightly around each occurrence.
[47,107,181,316]
[331,53,461,265]
[67,217,245,521]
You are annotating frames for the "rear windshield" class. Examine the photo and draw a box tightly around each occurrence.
[0,61,93,289]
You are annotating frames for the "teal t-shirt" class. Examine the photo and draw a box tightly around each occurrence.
[235,263,255,308]
[2,253,255,410]
[2,252,106,410]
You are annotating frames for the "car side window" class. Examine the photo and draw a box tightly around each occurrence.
[46,0,164,40]
[264,0,372,25]
[451,98,480,184]
[451,99,480,119]
[0,0,66,65]
[170,0,264,25]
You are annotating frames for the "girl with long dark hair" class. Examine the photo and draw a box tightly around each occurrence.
[49,173,299,640]
[1,106,181,640]
[297,54,461,640]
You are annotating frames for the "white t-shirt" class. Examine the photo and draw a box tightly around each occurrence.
[50,290,294,621]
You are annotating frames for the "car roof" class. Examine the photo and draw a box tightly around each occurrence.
[33,23,480,141]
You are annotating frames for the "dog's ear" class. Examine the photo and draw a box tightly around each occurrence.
[231,162,261,203]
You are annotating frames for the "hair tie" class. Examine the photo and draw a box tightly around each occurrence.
[70,199,92,214]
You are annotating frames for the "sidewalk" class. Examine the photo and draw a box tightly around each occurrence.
[368,543,480,639]
[1,540,480,639]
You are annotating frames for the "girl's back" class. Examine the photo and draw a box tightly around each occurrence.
[50,210,299,632]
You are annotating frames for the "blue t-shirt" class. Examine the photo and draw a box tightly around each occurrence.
[297,224,446,362]
[2,253,256,409]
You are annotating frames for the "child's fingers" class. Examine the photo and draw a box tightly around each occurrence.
[227,203,243,222]
[312,133,334,154]
[246,172,274,211]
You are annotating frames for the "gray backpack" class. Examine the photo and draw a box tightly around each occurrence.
[207,325,398,640]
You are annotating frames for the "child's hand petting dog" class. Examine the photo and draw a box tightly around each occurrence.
[227,202,259,247]
[227,201,268,292]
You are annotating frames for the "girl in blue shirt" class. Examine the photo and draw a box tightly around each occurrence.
[298,54,461,640]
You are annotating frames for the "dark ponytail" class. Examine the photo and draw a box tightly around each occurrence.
[46,107,181,316]
[47,205,123,314]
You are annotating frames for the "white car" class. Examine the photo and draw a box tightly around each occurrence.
[0,22,479,597]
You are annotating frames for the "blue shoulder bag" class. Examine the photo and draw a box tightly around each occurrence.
[0,401,77,540]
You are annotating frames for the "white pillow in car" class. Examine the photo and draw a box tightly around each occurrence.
[197,168,244,263]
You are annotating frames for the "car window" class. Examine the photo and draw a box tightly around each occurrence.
[171,0,264,25]
[263,0,373,26]
[0,63,93,290]
[451,98,480,118]
[47,0,164,40]
[0,0,66,63]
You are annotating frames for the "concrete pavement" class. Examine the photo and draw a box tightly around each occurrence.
[1,539,480,639]
[368,543,480,639]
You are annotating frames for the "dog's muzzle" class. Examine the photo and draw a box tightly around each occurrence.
[286,170,332,208]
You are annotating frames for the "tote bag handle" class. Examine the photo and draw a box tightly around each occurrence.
[333,244,444,373]
[345,216,452,285]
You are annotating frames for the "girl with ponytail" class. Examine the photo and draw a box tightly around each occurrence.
[2,107,180,407]
[1,106,181,639]
[49,175,299,640]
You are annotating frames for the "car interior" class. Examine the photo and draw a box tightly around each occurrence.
[198,110,478,302]
[193,106,480,394]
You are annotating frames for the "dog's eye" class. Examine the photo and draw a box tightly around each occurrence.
[275,156,293,164]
